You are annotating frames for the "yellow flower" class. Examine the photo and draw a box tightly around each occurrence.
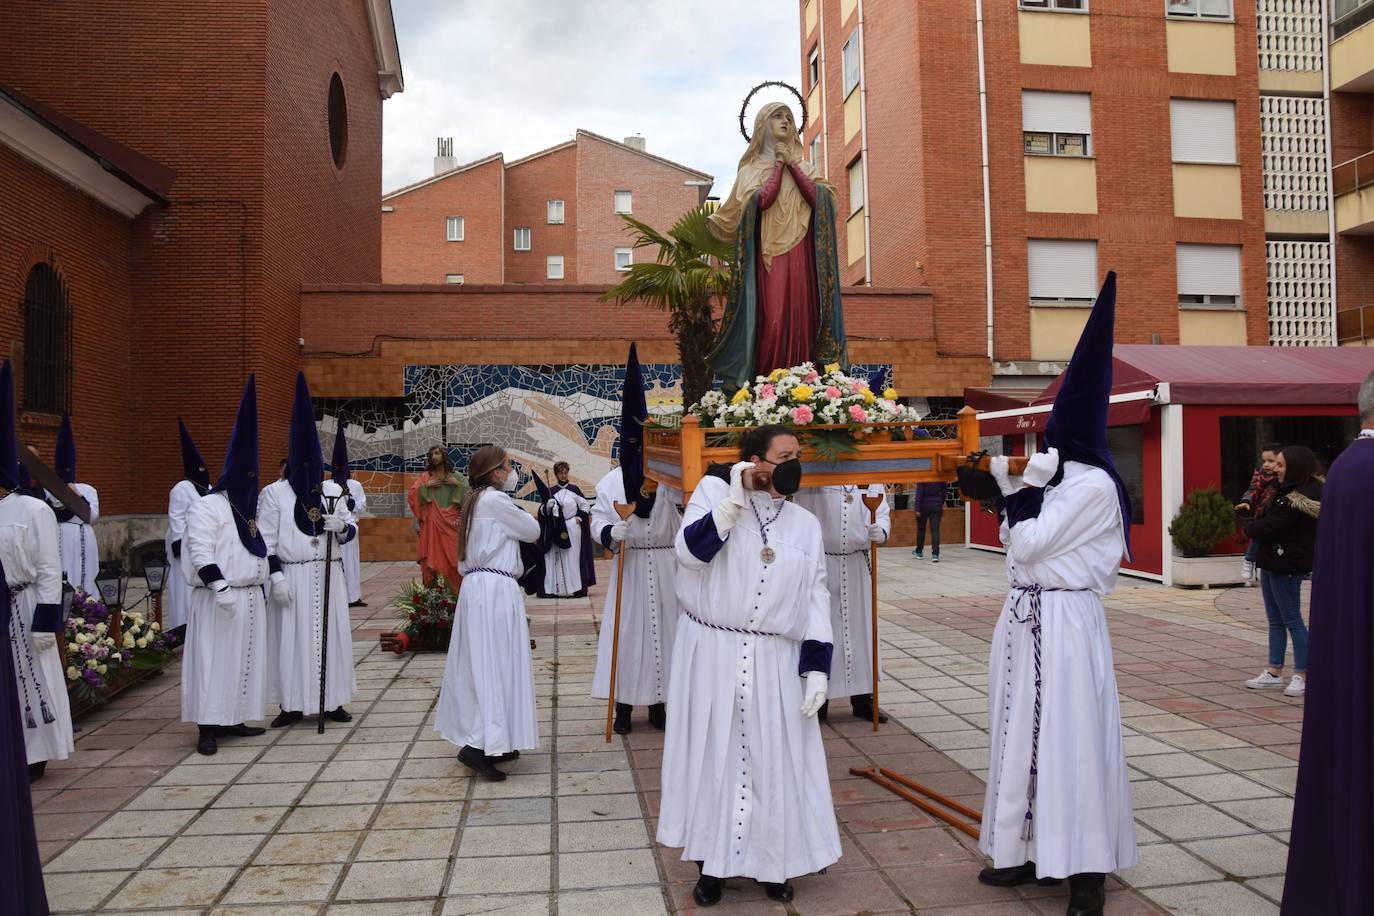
[791,384,814,402]
[731,387,751,405]
[823,363,840,374]
[768,368,787,382]
[862,388,876,405]
[883,388,898,400]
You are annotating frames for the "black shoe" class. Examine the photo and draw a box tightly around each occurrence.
[271,709,303,728]
[196,725,218,756]
[325,707,352,723]
[647,703,666,730]
[851,695,889,724]
[572,588,588,599]
[762,881,794,902]
[1067,873,1105,916]
[458,745,506,781]
[817,699,828,722]
[978,861,1062,887]
[348,600,368,608]
[217,723,267,737]
[28,761,46,783]
[488,750,519,762]
[692,874,723,907]
[613,702,632,735]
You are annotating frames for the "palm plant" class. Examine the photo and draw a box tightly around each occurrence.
[603,205,734,407]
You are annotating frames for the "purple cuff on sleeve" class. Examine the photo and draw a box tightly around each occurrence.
[683,512,726,563]
[197,564,224,587]
[338,524,357,545]
[267,555,282,575]
[31,603,62,633]
[799,640,833,677]
[1002,487,1045,530]
[171,539,182,558]
[600,525,615,550]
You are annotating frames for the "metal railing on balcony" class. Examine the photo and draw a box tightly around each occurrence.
[1333,150,1374,196]
[1333,0,1374,38]
[1337,304,1374,343]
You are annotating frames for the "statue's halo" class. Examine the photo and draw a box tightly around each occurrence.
[739,80,807,142]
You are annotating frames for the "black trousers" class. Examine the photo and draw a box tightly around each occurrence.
[916,509,942,553]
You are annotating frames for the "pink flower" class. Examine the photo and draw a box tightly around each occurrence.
[790,405,815,425]
[759,383,777,401]
[850,380,867,394]
[804,371,820,383]
[824,386,842,400]
[848,405,868,423]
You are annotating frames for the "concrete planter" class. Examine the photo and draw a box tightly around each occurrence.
[1172,553,1246,588]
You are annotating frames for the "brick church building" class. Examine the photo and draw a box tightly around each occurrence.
[0,0,403,540]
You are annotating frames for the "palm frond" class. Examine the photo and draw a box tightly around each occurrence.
[670,206,735,263]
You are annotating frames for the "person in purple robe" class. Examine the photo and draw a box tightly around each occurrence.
[551,462,595,593]
[1282,371,1374,915]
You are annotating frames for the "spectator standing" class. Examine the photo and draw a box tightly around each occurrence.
[911,481,947,562]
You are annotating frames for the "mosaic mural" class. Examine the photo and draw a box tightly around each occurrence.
[317,362,895,518]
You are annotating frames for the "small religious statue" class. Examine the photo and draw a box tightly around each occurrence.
[707,85,848,390]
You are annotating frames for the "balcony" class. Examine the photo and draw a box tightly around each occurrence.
[1331,0,1374,91]
[1257,0,1324,92]
[1334,150,1374,234]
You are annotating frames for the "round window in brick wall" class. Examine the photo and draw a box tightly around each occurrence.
[328,72,348,169]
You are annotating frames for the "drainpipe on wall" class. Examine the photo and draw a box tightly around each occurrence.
[857,0,873,285]
[817,0,830,181]
[1321,1,1339,346]
[975,0,995,360]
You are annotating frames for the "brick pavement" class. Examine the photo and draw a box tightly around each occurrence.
[29,548,1297,914]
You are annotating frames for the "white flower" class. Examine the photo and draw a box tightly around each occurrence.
[85,659,98,669]
[97,664,107,675]
[136,637,148,649]
[66,666,78,680]
[123,633,135,649]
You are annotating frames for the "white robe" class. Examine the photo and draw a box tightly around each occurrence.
[54,482,99,596]
[589,472,682,706]
[179,492,271,726]
[164,479,203,631]
[257,480,292,706]
[980,462,1137,879]
[0,494,72,764]
[340,479,366,603]
[658,476,841,883]
[541,486,589,596]
[260,481,357,714]
[794,485,890,700]
[434,488,541,754]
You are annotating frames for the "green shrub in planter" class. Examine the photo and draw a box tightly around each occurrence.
[1168,486,1238,558]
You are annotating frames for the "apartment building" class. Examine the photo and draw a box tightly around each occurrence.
[1330,0,1374,343]
[381,131,712,286]
[801,0,1367,383]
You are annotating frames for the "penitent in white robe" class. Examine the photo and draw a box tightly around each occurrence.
[793,485,890,700]
[260,481,357,714]
[54,483,99,596]
[659,476,841,884]
[164,479,204,631]
[589,472,682,706]
[542,487,589,597]
[179,492,271,726]
[257,479,292,706]
[980,462,1137,879]
[434,488,541,755]
[341,478,366,604]
[0,493,71,764]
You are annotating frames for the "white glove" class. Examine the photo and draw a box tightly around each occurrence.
[212,582,236,613]
[867,522,886,544]
[31,632,55,652]
[609,520,629,543]
[1023,447,1060,489]
[710,461,755,534]
[800,671,828,717]
[270,572,291,606]
[323,514,346,533]
[543,498,558,514]
[989,456,1024,498]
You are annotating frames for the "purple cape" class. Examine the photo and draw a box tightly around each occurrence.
[0,562,49,914]
[551,484,595,588]
[1283,438,1374,915]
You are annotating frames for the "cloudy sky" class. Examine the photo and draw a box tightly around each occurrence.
[382,0,802,197]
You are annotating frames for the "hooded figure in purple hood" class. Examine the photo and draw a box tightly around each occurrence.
[978,273,1136,916]
[165,418,211,634]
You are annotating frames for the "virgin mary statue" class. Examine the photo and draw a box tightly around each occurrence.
[707,101,848,390]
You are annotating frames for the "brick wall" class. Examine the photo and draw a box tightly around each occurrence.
[381,157,505,285]
[504,144,578,284]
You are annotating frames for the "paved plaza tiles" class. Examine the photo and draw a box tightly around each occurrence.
[32,548,1300,914]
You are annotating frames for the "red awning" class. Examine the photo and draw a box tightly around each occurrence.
[979,396,1152,436]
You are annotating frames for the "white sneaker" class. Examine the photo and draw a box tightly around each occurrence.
[1241,559,1255,581]
[1284,674,1305,697]
[1245,670,1286,690]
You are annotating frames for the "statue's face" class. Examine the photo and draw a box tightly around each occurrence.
[769,107,795,142]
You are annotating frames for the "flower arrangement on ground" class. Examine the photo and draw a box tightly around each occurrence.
[121,609,177,670]
[64,590,125,707]
[390,577,457,648]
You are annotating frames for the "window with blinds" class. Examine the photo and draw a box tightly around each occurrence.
[614,248,633,272]
[547,200,565,224]
[847,158,865,214]
[614,190,632,214]
[445,216,464,242]
[546,255,565,280]
[1028,239,1099,304]
[842,34,860,97]
[1176,243,1242,308]
[1170,99,1237,164]
[1022,91,1092,157]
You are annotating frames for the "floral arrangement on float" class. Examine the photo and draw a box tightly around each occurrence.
[383,577,456,653]
[63,591,180,707]
[120,609,177,670]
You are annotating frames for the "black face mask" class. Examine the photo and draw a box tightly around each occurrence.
[769,458,803,496]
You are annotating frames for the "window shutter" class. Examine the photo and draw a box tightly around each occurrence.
[848,159,864,212]
[1170,99,1237,163]
[1176,244,1242,296]
[1021,91,1092,136]
[842,35,860,96]
[1027,239,1098,299]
